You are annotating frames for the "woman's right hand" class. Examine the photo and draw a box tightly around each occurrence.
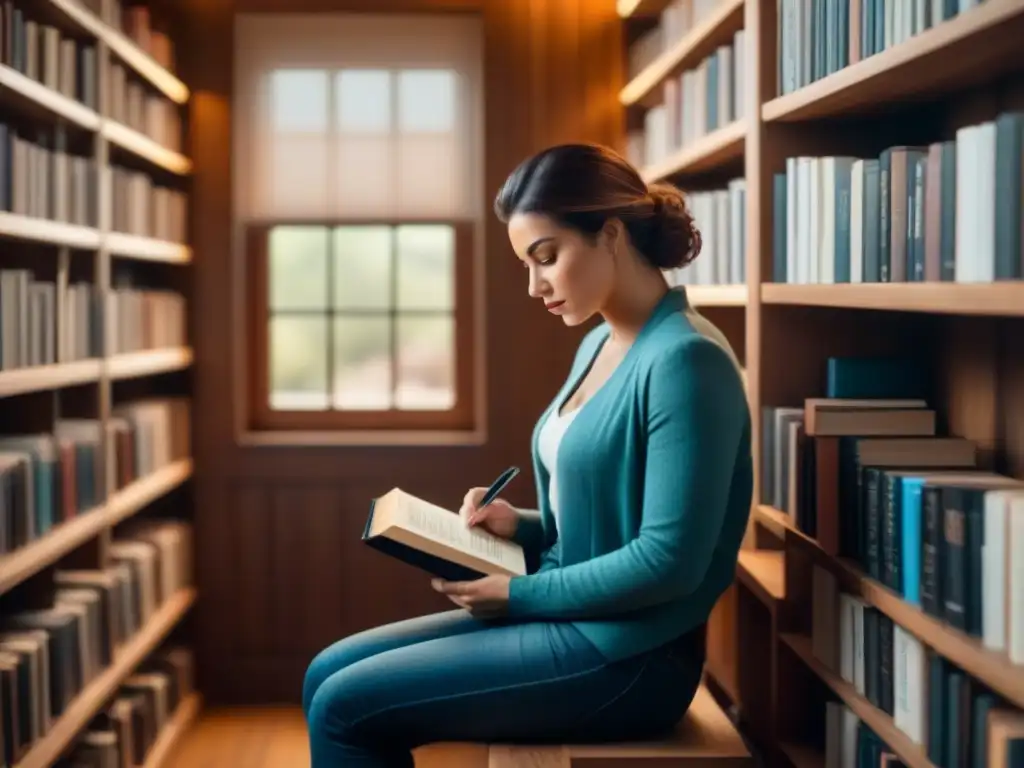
[459,487,520,540]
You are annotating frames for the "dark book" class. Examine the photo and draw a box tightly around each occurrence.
[879,613,894,715]
[362,488,526,582]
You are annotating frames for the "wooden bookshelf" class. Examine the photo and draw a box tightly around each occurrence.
[109,347,195,380]
[1,0,198,764]
[0,359,104,398]
[106,233,193,264]
[737,549,786,605]
[760,505,1024,711]
[0,63,102,129]
[619,0,744,107]
[761,0,1024,122]
[0,459,193,594]
[103,121,193,174]
[617,0,673,19]
[45,0,189,103]
[686,283,748,307]
[0,211,103,249]
[616,0,1024,764]
[14,589,196,768]
[141,694,202,768]
[641,120,747,181]
[762,282,1024,317]
[781,633,933,768]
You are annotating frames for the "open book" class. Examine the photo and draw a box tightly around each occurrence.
[362,488,527,581]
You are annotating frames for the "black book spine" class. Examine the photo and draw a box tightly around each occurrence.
[921,485,943,618]
[881,471,901,590]
[965,489,985,637]
[864,606,880,707]
[865,467,883,579]
[943,488,967,631]
[879,614,894,715]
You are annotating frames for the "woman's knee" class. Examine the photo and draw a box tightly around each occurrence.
[306,665,381,748]
[302,646,337,718]
[302,633,377,718]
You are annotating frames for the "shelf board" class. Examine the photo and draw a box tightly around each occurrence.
[108,348,194,380]
[0,359,102,399]
[14,588,196,768]
[761,504,1024,710]
[782,633,933,768]
[685,284,748,307]
[753,504,789,539]
[106,233,192,264]
[736,549,786,604]
[620,0,744,107]
[104,28,189,104]
[0,349,194,398]
[642,120,747,181]
[761,282,1024,316]
[103,121,192,175]
[754,504,817,546]
[617,0,672,18]
[0,64,101,130]
[46,0,189,104]
[762,0,1024,122]
[0,459,193,595]
[141,694,202,768]
[0,211,102,250]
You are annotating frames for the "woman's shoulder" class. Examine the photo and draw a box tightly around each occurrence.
[640,306,743,380]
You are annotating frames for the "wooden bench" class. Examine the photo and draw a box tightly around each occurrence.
[414,684,753,767]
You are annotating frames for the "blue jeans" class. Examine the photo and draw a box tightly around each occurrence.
[302,610,705,767]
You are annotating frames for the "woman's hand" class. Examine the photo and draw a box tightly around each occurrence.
[432,575,511,618]
[459,487,520,540]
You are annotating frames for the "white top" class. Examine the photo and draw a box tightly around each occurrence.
[537,404,581,534]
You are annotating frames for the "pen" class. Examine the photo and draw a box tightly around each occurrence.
[478,465,520,509]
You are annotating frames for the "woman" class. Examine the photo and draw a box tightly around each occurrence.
[302,143,753,767]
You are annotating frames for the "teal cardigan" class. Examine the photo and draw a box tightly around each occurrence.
[508,287,753,662]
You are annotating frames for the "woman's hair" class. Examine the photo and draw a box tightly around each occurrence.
[493,143,702,271]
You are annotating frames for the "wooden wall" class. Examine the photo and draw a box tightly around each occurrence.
[180,0,624,703]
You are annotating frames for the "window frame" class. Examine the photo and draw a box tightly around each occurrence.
[245,219,476,433]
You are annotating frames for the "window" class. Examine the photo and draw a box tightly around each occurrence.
[233,14,483,433]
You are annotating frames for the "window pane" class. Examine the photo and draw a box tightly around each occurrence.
[334,136,392,216]
[398,70,454,133]
[334,226,392,310]
[337,70,391,133]
[270,315,328,410]
[333,316,392,410]
[396,314,455,410]
[271,69,328,132]
[396,225,454,310]
[269,227,329,310]
[268,135,329,217]
[396,135,461,215]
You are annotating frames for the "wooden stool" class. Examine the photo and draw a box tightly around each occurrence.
[414,685,753,767]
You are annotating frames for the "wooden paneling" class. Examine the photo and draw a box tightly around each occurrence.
[181,0,624,703]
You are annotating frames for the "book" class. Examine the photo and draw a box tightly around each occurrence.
[362,488,527,581]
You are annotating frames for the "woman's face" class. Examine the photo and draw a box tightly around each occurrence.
[506,212,617,326]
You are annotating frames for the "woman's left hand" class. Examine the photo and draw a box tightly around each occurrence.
[431,575,511,618]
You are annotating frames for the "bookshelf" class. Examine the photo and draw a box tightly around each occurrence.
[618,0,1024,765]
[0,0,197,765]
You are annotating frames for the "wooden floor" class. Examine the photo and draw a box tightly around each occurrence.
[161,707,482,768]
[162,707,310,767]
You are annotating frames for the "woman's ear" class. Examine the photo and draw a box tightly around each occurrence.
[598,218,625,258]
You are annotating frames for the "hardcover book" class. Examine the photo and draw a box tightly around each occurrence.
[362,488,527,581]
